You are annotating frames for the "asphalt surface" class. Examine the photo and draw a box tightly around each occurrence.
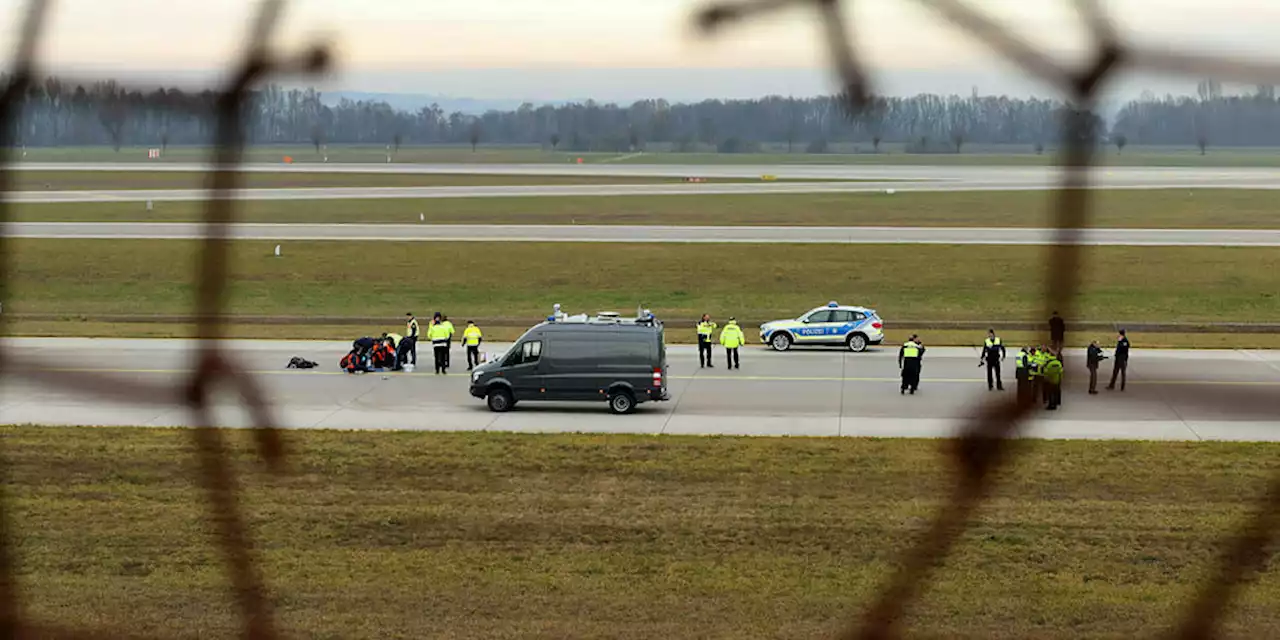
[3,338,1277,441]
[9,163,1280,202]
[8,222,1277,246]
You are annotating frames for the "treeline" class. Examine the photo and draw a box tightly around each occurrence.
[7,74,1280,153]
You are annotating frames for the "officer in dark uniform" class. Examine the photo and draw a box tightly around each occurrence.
[1049,311,1066,353]
[1108,329,1131,391]
[899,334,924,395]
[980,328,1006,391]
[1086,340,1108,394]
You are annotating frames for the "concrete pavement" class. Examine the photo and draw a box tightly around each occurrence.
[2,338,1277,441]
[7,222,1278,246]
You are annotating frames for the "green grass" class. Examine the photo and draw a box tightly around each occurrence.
[8,240,1278,324]
[20,143,1280,167]
[13,189,1280,228]
[4,426,1279,638]
[8,170,795,190]
[10,320,1280,349]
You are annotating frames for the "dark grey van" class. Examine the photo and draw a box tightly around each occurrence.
[469,313,669,414]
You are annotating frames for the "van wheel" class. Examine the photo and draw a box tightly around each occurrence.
[608,390,636,414]
[770,333,792,352]
[847,333,868,353]
[486,388,515,413]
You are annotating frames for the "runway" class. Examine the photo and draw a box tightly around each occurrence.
[8,222,1278,246]
[2,338,1277,441]
[8,162,1280,202]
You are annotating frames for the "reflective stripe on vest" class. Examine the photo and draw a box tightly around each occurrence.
[1016,353,1027,369]
[697,322,716,337]
[902,341,920,358]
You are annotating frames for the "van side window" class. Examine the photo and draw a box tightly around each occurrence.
[524,340,542,362]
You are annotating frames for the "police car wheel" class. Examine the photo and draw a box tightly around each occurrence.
[847,334,868,352]
[486,388,514,413]
[770,333,792,352]
[608,390,636,414]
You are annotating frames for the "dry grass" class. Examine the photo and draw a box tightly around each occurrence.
[8,240,1277,324]
[3,426,1278,639]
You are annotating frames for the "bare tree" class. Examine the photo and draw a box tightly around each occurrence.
[469,121,482,152]
[310,123,325,155]
[950,129,965,153]
[1113,134,1127,154]
[1034,142,1045,155]
[392,133,402,156]
[872,135,881,152]
[1197,133,1209,155]
[549,132,560,150]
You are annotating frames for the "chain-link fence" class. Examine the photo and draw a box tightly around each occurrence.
[0,0,1277,637]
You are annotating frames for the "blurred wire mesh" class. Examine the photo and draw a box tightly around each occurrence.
[0,0,1275,637]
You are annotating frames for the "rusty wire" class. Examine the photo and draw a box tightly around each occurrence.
[0,0,1273,637]
[696,1,1280,638]
[0,0,330,637]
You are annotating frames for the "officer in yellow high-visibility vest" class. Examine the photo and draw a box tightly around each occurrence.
[718,318,744,370]
[696,314,718,369]
[436,313,456,370]
[1014,347,1030,402]
[427,318,451,375]
[898,334,925,395]
[980,328,1006,392]
[1033,346,1052,406]
[404,313,420,367]
[463,320,483,370]
[1043,349,1064,410]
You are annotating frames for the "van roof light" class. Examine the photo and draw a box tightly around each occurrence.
[827,301,839,307]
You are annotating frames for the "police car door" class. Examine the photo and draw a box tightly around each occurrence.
[795,309,836,343]
[829,309,859,343]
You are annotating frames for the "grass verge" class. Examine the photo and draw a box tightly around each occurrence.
[13,189,1280,228]
[4,426,1279,639]
[9,240,1278,326]
[8,321,1280,349]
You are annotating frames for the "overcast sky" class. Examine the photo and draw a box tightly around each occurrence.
[2,0,1279,102]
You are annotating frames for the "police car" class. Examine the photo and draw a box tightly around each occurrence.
[759,302,885,352]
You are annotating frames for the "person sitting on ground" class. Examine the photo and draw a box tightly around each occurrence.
[371,339,396,370]
[340,348,369,374]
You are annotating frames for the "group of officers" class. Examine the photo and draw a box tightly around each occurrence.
[695,315,747,369]
[898,319,1133,409]
[342,312,485,375]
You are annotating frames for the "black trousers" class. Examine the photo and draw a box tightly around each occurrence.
[1047,382,1062,409]
[1088,366,1098,392]
[986,360,1003,390]
[466,345,480,368]
[433,343,448,374]
[444,339,452,367]
[1109,358,1128,390]
[901,359,921,392]
[725,347,739,369]
[402,336,417,365]
[1015,369,1028,401]
[698,338,714,367]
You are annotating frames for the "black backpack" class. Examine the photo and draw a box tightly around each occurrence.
[288,356,318,369]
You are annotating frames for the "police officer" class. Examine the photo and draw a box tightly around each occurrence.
[1108,329,1131,391]
[980,328,1006,391]
[428,317,451,375]
[719,317,744,370]
[404,313,420,367]
[1086,339,1108,394]
[463,320,483,370]
[899,334,924,395]
[1015,347,1030,402]
[439,314,456,370]
[1043,349,1064,410]
[385,331,404,370]
[1026,346,1042,404]
[1036,345,1053,406]
[1049,311,1066,353]
[696,314,718,368]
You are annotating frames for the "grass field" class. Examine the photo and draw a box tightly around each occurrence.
[8,240,1277,324]
[19,143,1280,167]
[10,320,1280,349]
[13,189,1280,229]
[7,170,787,190]
[5,426,1279,638]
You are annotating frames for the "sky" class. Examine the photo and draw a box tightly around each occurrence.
[2,0,1280,103]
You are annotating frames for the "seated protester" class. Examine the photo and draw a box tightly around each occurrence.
[372,339,396,369]
[340,349,368,374]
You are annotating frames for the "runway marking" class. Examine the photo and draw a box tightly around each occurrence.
[11,367,1280,387]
